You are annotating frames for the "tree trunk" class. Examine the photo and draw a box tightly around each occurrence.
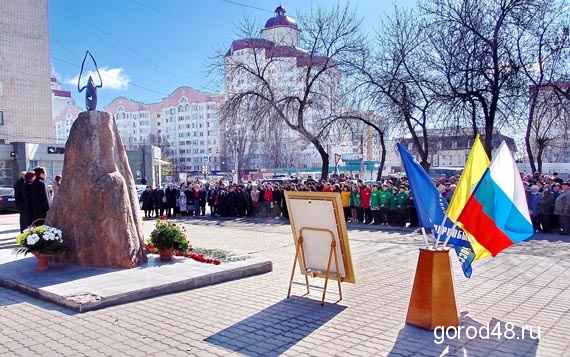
[376,131,386,182]
[525,91,538,174]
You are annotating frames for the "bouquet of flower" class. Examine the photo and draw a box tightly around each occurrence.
[147,217,190,252]
[13,225,65,256]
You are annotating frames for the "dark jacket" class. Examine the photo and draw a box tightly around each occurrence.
[153,188,165,208]
[14,178,25,211]
[140,189,155,210]
[537,191,555,215]
[165,187,178,206]
[31,177,51,222]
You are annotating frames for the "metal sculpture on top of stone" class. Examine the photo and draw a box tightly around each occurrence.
[77,50,103,111]
[47,50,147,268]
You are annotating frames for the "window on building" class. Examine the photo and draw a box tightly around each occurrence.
[452,141,457,149]
[0,111,3,125]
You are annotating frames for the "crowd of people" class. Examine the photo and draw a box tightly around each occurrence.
[12,166,570,237]
[521,172,570,236]
[139,169,570,237]
[138,175,421,228]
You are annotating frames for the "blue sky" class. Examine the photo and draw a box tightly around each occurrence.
[49,0,412,109]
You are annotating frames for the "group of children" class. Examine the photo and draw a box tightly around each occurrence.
[340,180,419,227]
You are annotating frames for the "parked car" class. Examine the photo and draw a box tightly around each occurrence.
[261,178,294,186]
[0,187,17,212]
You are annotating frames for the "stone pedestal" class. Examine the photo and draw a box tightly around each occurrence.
[47,111,147,268]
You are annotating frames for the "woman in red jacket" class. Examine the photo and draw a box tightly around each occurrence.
[360,183,372,224]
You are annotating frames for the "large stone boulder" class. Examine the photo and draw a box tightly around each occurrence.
[47,111,147,268]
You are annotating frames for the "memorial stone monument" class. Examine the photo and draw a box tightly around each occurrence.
[46,51,147,268]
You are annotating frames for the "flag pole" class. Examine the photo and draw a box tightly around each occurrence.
[434,215,448,249]
[442,222,458,248]
[420,227,430,249]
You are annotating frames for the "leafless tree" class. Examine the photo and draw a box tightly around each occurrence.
[323,82,391,181]
[211,3,365,180]
[351,5,435,171]
[422,0,542,157]
[512,0,570,172]
[219,99,258,182]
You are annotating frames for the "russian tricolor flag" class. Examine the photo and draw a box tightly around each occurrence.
[457,141,533,256]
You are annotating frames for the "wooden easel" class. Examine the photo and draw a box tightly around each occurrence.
[287,227,343,305]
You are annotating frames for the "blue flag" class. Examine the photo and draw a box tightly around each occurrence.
[397,143,475,278]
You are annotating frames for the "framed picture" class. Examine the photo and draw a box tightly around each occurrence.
[284,191,355,283]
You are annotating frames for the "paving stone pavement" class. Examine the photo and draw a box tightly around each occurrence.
[0,213,569,356]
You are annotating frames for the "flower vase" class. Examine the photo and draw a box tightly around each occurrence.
[158,247,174,261]
[31,252,57,271]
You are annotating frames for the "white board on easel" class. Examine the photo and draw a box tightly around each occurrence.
[285,191,355,284]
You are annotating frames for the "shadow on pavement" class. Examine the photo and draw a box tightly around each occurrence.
[204,296,346,356]
[388,312,539,356]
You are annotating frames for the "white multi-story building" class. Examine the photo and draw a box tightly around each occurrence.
[224,6,348,173]
[105,87,223,176]
[51,76,83,144]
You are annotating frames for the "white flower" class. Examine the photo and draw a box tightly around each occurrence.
[26,234,40,246]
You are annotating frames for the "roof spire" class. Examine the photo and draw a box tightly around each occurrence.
[275,5,286,16]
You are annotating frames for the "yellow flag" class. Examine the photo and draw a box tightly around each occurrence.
[447,134,491,260]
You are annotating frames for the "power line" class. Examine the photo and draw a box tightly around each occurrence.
[51,1,189,86]
[125,0,187,21]
[50,56,170,98]
[218,0,274,14]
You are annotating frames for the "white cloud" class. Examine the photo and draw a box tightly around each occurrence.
[67,67,130,91]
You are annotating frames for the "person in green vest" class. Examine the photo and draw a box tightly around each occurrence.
[370,184,381,225]
[349,185,361,223]
[388,187,399,225]
[395,185,409,227]
[378,183,392,225]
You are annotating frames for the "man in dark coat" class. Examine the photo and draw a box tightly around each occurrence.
[153,185,165,217]
[164,183,178,217]
[23,171,35,229]
[14,171,26,232]
[31,166,52,225]
[140,185,155,219]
